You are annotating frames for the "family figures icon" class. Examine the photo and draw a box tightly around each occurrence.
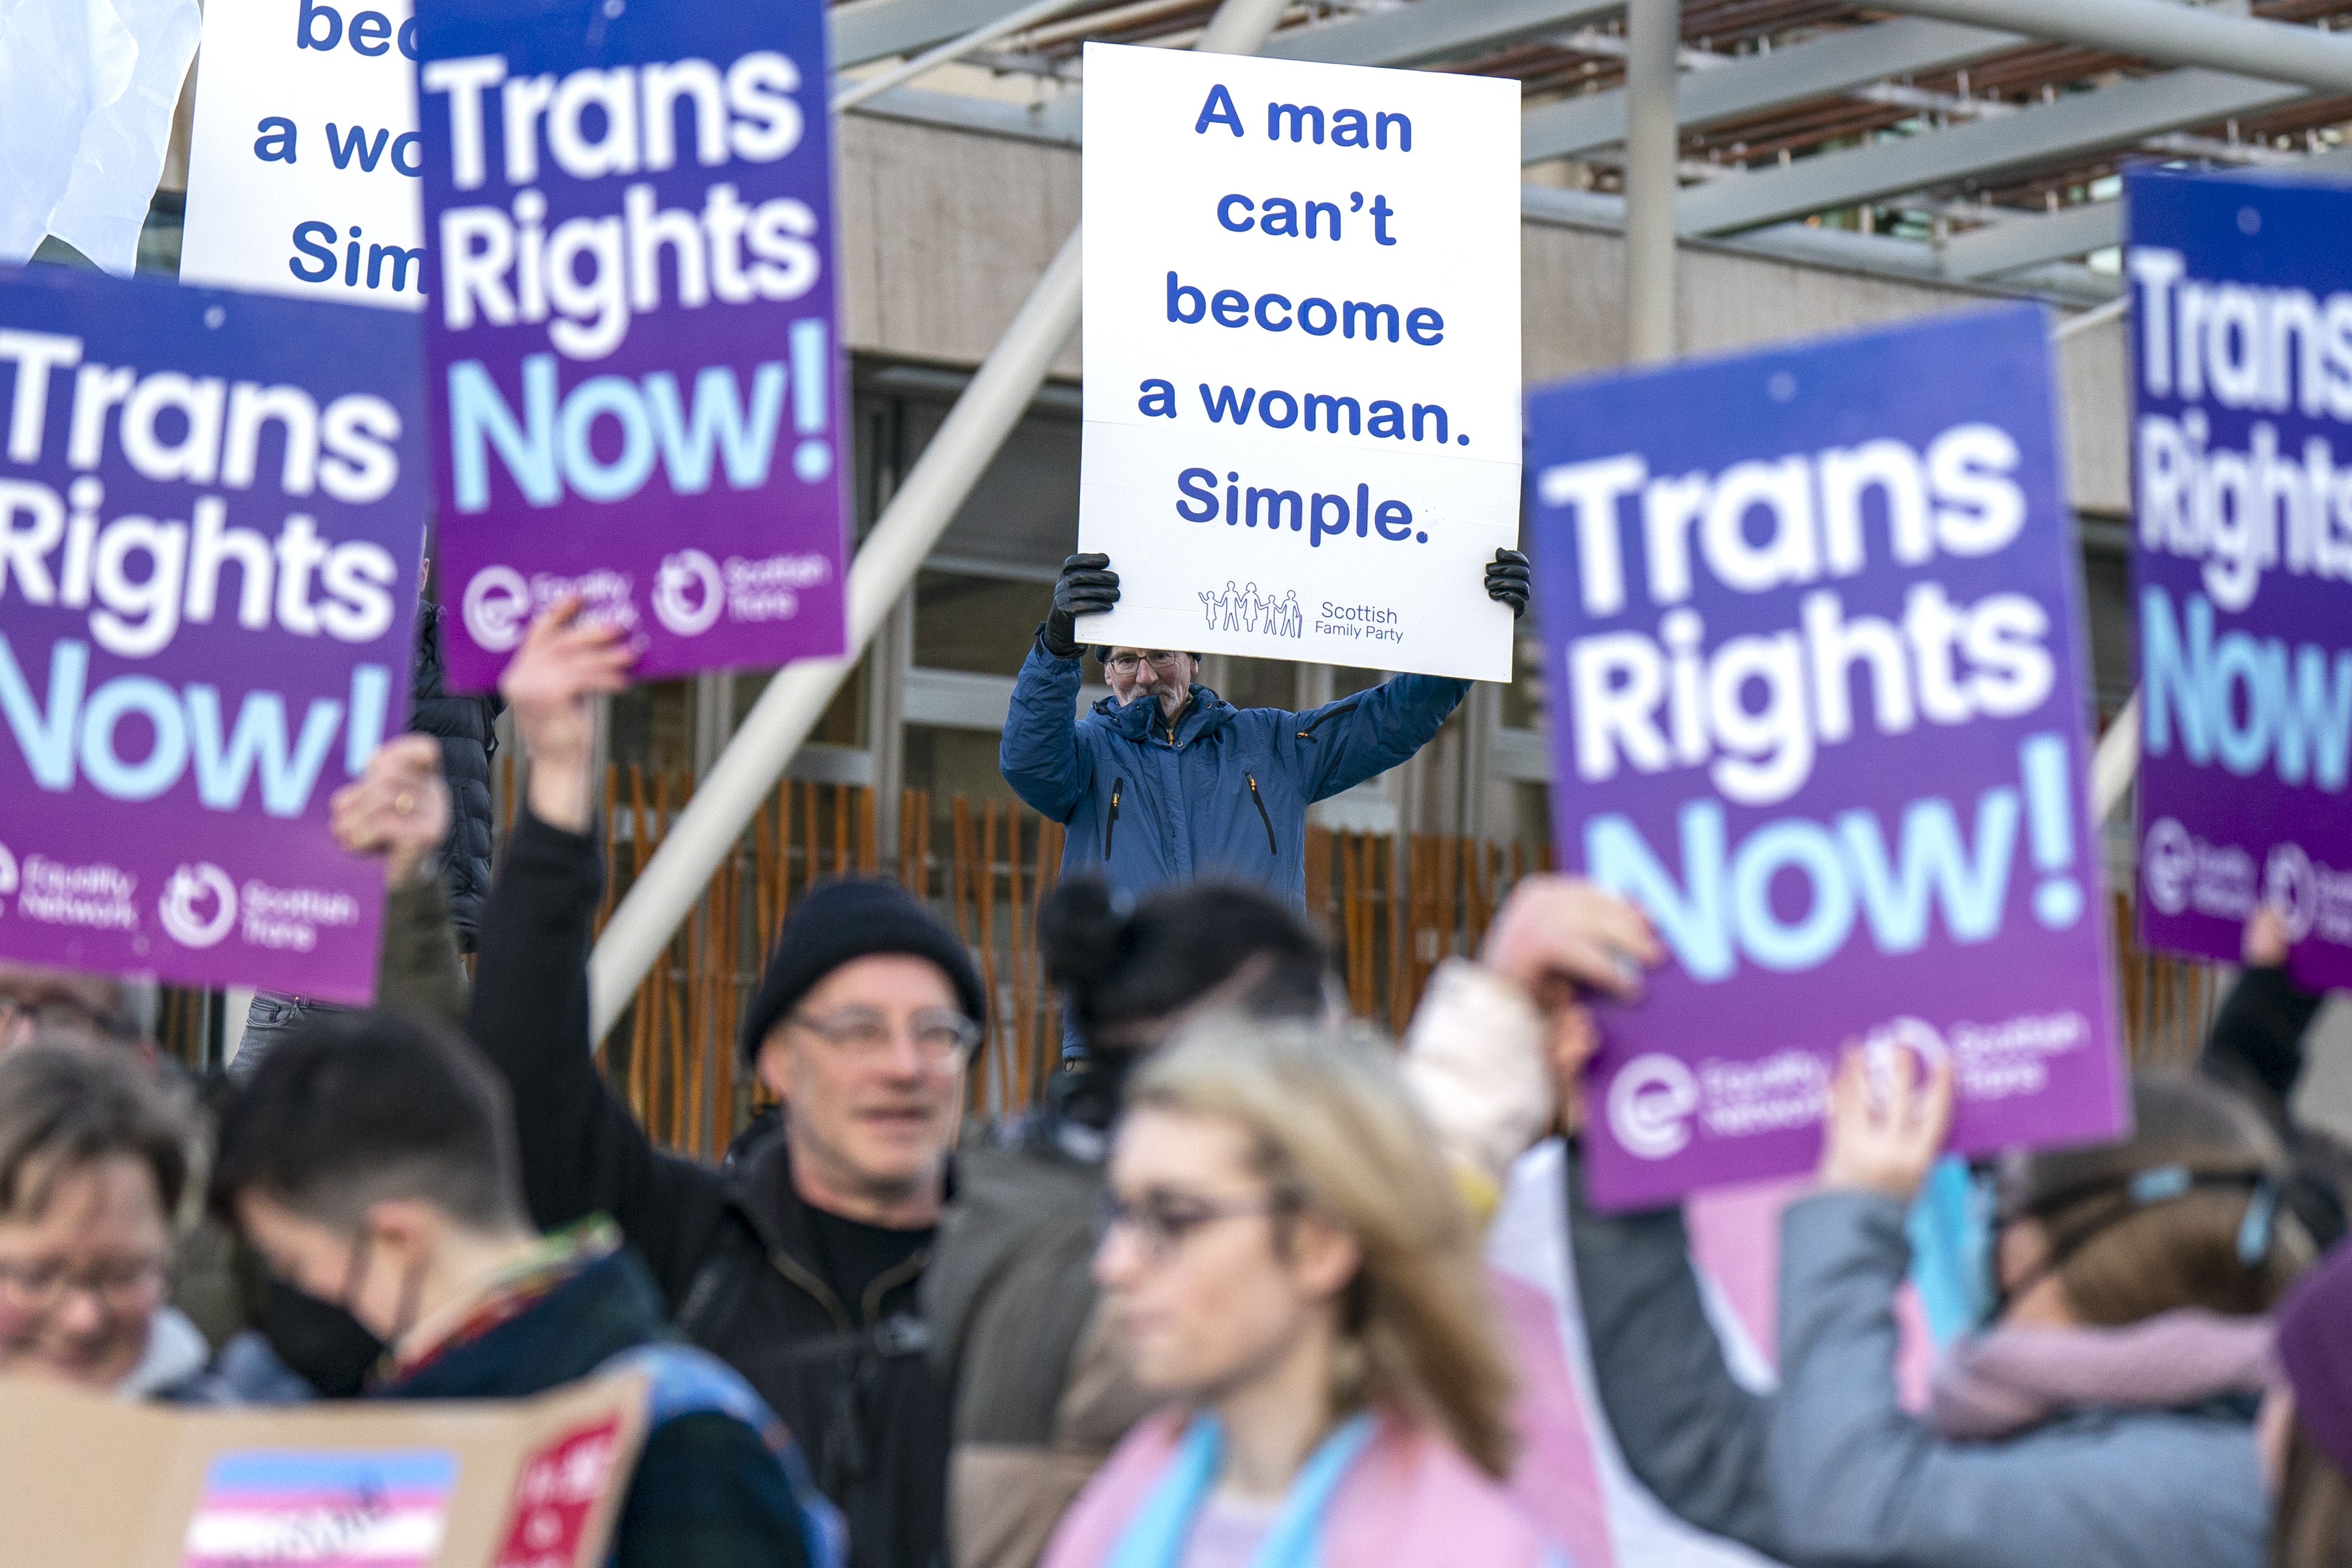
[1199,581,1303,638]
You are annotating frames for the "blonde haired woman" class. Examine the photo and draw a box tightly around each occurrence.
[1041,1019,1561,1568]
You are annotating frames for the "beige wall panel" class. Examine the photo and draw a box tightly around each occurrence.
[838,117,1081,379]
[2058,317,2131,518]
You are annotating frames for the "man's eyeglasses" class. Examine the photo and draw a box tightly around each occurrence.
[1105,651,1187,675]
[1097,1188,1297,1262]
[789,1008,982,1067]
[0,996,124,1041]
[0,1256,168,1313]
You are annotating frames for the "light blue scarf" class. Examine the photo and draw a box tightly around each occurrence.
[1103,1411,1379,1568]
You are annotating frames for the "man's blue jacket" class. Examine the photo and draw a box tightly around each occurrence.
[998,639,1468,908]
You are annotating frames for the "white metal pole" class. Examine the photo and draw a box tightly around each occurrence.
[833,0,1097,114]
[1194,0,1293,55]
[587,0,1299,1043]
[1623,0,1681,365]
[2092,691,2139,823]
[1867,0,2352,95]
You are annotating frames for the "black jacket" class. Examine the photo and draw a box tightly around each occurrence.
[377,1248,817,1568]
[467,811,951,1568]
[2198,962,2348,1248]
[408,603,502,948]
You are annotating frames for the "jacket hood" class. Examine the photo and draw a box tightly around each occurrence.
[725,1119,826,1265]
[1092,684,1236,746]
[922,1133,1103,1377]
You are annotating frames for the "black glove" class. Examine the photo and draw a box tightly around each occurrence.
[1043,552,1120,658]
[1485,547,1532,618]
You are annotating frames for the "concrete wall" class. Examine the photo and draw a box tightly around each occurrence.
[834,112,2133,514]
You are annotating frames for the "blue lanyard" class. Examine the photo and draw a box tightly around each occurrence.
[1105,1411,1379,1568]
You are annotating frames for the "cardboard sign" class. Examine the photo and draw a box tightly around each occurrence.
[414,0,850,691]
[181,0,428,309]
[0,1371,647,1567]
[1528,303,2127,1210]
[0,265,426,1002]
[2125,169,2352,990]
[1076,43,1521,681]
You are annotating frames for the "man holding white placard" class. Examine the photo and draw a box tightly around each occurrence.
[1007,41,1527,958]
[999,547,1527,927]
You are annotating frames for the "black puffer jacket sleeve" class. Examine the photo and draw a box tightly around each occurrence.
[465,809,734,1308]
[406,603,503,950]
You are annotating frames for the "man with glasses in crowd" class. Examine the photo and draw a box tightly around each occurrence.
[458,599,981,1568]
[1000,549,1529,1053]
[0,967,149,1053]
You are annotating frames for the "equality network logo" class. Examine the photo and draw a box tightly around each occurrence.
[0,842,16,912]
[653,549,726,637]
[1606,1055,1700,1159]
[1197,580,1303,638]
[462,566,534,652]
[158,863,238,950]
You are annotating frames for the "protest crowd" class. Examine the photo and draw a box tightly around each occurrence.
[17,1,2352,1566]
[4,580,2352,1568]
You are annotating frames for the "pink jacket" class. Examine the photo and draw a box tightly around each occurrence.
[1039,1408,1563,1568]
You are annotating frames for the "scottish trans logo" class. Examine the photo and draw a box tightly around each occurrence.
[158,864,238,950]
[0,843,15,911]
[654,549,726,637]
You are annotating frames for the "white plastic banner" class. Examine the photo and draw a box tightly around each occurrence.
[0,0,201,275]
[1076,43,1521,681]
[179,0,423,309]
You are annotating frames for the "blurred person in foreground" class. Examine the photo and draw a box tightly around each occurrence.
[0,731,470,1385]
[1390,873,2322,1568]
[1039,1016,1561,1567]
[212,1010,843,1568]
[2271,1235,2352,1566]
[0,1044,208,1395]
[464,599,974,1568]
[925,876,1333,1568]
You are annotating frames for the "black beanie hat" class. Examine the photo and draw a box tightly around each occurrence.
[738,878,987,1066]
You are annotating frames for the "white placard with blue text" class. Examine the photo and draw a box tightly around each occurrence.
[1076,43,1520,681]
[181,0,425,310]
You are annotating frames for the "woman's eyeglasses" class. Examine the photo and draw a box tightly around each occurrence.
[1097,1188,1296,1262]
[0,1256,168,1313]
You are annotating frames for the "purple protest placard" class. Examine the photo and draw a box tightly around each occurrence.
[412,0,849,692]
[0,265,425,1002]
[2126,169,2352,990]
[1527,303,2127,1211]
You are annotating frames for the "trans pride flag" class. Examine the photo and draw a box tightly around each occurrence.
[180,1448,456,1568]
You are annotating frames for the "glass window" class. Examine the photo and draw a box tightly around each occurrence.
[1501,633,1548,730]
[914,570,1050,677]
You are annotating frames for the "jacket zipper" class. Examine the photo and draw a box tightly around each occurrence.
[1296,691,1369,741]
[1246,773,1277,857]
[862,1249,930,1328]
[1104,777,1124,857]
[768,1248,854,1334]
